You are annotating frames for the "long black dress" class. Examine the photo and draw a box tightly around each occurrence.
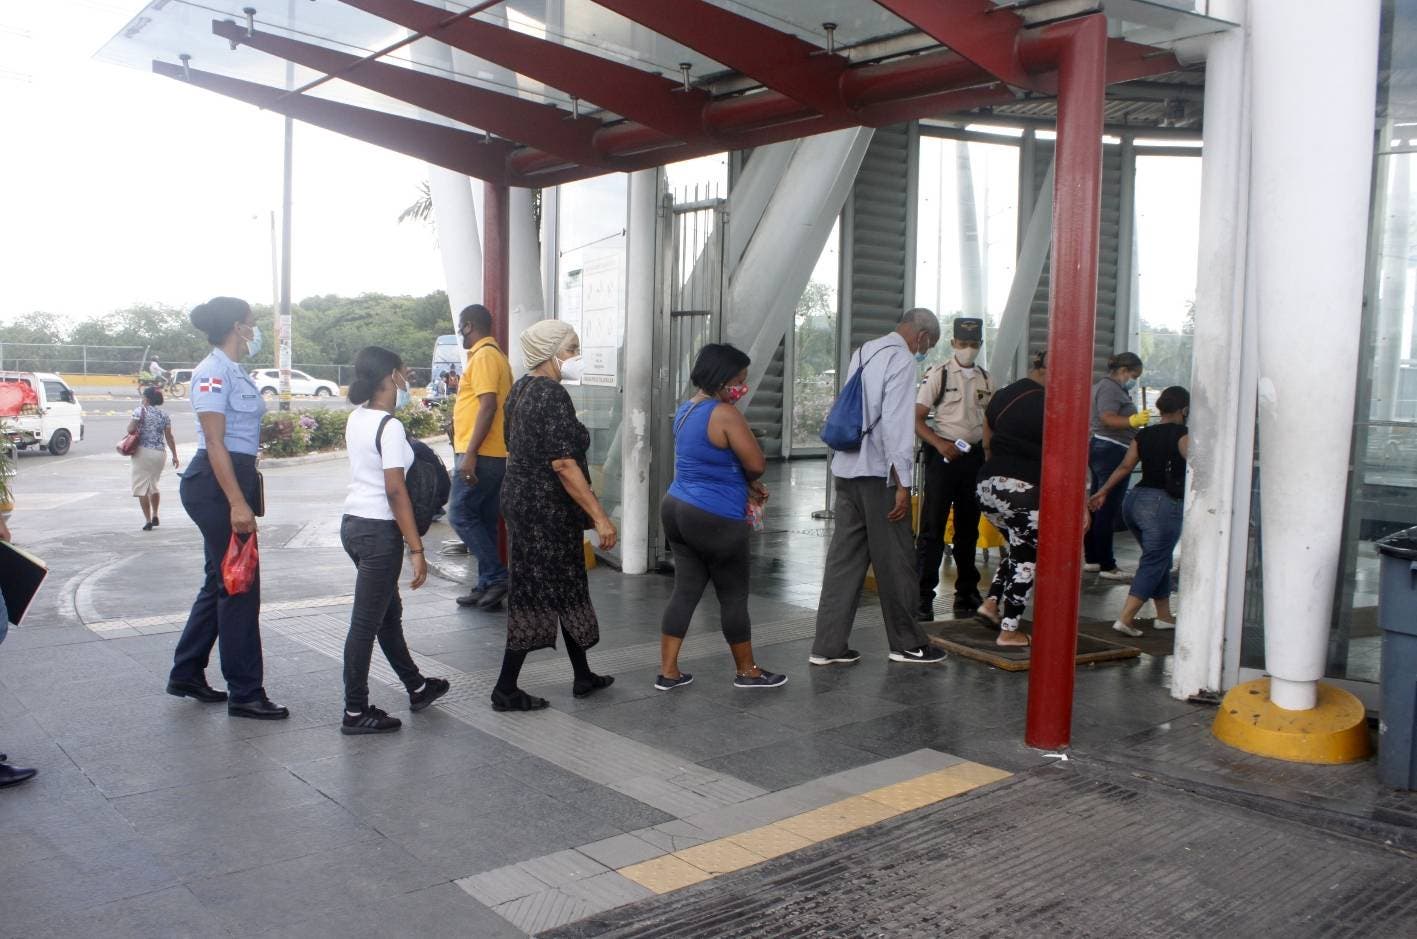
[502,375,600,653]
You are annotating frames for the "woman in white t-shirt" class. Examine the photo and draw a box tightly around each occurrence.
[339,346,449,735]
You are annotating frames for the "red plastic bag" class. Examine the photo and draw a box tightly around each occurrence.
[221,533,259,596]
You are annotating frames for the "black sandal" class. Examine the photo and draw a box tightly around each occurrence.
[573,674,615,698]
[490,688,549,712]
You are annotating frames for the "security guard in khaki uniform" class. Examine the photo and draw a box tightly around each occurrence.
[914,317,993,621]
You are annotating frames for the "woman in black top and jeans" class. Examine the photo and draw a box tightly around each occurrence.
[1090,386,1190,637]
[974,352,1049,648]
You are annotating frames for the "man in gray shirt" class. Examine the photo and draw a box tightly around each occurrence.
[811,309,948,667]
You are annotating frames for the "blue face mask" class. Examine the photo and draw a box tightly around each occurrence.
[914,352,928,364]
[242,324,263,358]
[395,375,411,410]
[1122,378,1137,392]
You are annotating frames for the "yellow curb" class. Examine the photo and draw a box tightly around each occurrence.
[618,855,712,894]
[776,796,900,843]
[725,824,816,860]
[1212,678,1371,765]
[673,840,766,875]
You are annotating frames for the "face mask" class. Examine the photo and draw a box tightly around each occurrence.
[914,351,928,364]
[559,354,584,383]
[1122,379,1137,392]
[725,384,749,404]
[955,348,979,367]
[394,374,411,410]
[241,324,263,358]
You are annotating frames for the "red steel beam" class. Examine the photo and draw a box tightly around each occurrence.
[872,0,1047,92]
[151,60,512,184]
[335,0,712,143]
[590,0,848,115]
[1019,13,1110,752]
[213,19,612,170]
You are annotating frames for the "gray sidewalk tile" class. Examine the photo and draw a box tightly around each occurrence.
[264,882,526,939]
[494,887,595,935]
[110,767,326,831]
[574,833,666,870]
[457,864,554,906]
[517,849,610,888]
[71,738,281,800]
[561,871,655,913]
[22,886,224,939]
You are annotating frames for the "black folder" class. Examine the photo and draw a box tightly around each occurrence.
[0,540,47,626]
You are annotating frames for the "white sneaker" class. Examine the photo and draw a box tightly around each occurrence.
[1083,563,1102,573]
[1152,619,1177,631]
[1112,619,1143,637]
[1099,567,1133,582]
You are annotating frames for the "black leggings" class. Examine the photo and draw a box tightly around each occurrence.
[660,494,751,645]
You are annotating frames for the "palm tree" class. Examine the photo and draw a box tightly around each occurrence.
[398,181,434,226]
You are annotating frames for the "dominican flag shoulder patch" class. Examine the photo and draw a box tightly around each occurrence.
[197,377,224,393]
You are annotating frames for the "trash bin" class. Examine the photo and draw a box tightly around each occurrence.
[1376,526,1417,790]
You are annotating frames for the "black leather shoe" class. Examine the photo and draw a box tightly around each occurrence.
[167,679,228,703]
[953,593,984,616]
[455,588,486,608]
[228,697,290,720]
[0,758,37,788]
[477,583,508,610]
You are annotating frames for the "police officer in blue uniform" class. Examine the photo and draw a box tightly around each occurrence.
[166,297,288,720]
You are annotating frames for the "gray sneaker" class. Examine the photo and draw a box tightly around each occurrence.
[734,669,788,689]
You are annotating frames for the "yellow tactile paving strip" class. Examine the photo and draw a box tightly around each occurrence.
[618,760,1012,895]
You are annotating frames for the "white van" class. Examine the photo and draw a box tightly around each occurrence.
[0,372,85,455]
[432,334,464,384]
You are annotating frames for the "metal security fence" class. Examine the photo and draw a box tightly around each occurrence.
[0,342,154,375]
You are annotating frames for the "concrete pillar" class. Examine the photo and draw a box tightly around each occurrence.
[620,169,659,575]
[1249,0,1380,710]
[509,187,545,378]
[429,169,483,330]
[1172,6,1251,701]
[725,128,874,400]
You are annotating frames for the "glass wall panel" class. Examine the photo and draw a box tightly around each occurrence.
[913,135,1020,371]
[556,174,628,558]
[1240,1,1417,684]
[790,218,841,451]
[1134,153,1201,390]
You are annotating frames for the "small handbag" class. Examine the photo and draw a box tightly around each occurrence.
[116,406,145,456]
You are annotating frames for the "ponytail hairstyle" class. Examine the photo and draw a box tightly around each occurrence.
[190,297,251,346]
[142,386,164,407]
[348,346,404,405]
[1107,351,1143,374]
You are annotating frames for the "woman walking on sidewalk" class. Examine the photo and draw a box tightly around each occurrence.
[167,297,287,719]
[493,320,615,711]
[337,346,450,734]
[1090,386,1190,638]
[128,385,179,531]
[657,344,784,691]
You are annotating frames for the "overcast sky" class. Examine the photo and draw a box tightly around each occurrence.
[0,1,444,323]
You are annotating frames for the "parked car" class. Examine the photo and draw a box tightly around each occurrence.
[248,369,339,397]
[0,371,84,455]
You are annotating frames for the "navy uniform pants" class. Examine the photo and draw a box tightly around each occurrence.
[169,450,267,703]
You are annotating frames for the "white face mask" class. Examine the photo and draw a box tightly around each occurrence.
[955,347,980,367]
[559,354,584,383]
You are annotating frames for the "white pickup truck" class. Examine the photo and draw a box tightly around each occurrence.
[0,371,85,455]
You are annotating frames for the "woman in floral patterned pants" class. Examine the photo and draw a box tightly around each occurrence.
[976,476,1039,642]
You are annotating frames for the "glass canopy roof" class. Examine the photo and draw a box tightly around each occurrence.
[95,1,1236,152]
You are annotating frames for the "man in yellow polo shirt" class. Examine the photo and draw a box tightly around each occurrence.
[450,304,513,610]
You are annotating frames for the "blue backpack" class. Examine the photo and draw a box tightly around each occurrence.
[820,347,886,451]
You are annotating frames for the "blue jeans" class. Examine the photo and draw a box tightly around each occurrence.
[450,454,507,589]
[1085,438,1130,570]
[1123,487,1182,601]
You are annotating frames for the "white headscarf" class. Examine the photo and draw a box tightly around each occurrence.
[520,319,577,371]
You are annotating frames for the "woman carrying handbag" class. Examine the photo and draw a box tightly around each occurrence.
[122,385,179,531]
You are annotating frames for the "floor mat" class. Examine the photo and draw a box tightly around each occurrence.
[926,616,1141,671]
[544,764,1417,938]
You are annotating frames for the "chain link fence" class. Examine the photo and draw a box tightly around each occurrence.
[0,343,366,386]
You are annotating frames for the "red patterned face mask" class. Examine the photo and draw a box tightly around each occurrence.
[725,384,749,404]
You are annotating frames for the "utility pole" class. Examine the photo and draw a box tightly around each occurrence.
[276,1,295,411]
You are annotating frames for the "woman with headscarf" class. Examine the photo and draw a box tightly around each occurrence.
[493,320,616,711]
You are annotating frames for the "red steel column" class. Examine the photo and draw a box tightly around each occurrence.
[1023,15,1108,750]
[484,181,511,563]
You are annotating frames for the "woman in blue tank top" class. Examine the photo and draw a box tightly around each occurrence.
[658,344,787,691]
